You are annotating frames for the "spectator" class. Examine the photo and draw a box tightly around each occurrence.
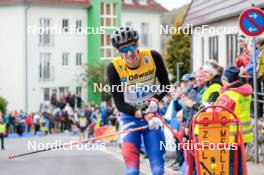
[0,113,6,150]
[66,92,75,110]
[41,116,49,135]
[244,37,263,78]
[165,94,172,108]
[257,37,264,118]
[100,102,108,125]
[57,95,66,110]
[53,108,61,133]
[87,119,96,138]
[25,113,33,133]
[63,103,73,131]
[78,115,88,140]
[182,69,207,133]
[76,94,82,109]
[258,37,264,80]
[50,93,58,108]
[85,105,93,122]
[91,107,101,127]
[215,66,253,175]
[201,59,223,105]
[3,113,10,135]
[159,101,167,117]
[16,112,24,136]
[10,111,17,134]
[106,106,114,124]
[33,112,40,135]
[64,103,73,116]
[59,110,66,132]
[235,35,250,68]
[244,37,264,118]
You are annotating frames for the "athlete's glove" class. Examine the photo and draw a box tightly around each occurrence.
[146,98,159,113]
[145,113,163,130]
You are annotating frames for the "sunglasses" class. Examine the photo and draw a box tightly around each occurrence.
[119,44,137,54]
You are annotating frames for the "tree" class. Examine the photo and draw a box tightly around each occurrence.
[82,61,112,105]
[165,17,190,83]
[0,96,8,114]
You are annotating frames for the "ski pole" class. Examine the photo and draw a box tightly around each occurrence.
[156,114,182,142]
[8,125,149,160]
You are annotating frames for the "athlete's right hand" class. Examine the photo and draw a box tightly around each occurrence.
[144,113,163,130]
[134,109,143,119]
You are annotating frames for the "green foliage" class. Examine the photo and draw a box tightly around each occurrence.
[0,96,8,114]
[160,4,189,60]
[165,18,191,83]
[161,4,189,26]
[82,61,112,105]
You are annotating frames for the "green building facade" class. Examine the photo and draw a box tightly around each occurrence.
[87,0,122,105]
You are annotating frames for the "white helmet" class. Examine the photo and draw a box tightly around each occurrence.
[111,26,139,49]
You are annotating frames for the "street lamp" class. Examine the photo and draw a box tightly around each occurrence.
[176,62,184,82]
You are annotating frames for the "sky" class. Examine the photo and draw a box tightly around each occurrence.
[155,0,191,10]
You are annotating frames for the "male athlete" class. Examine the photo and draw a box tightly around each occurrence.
[107,26,170,175]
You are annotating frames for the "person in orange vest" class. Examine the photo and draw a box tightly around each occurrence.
[215,66,253,175]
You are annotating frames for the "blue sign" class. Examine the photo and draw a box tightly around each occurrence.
[239,8,264,37]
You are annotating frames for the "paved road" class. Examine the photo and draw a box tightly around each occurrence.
[0,134,125,175]
[1,134,263,175]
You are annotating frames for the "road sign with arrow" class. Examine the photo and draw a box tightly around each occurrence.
[239,8,264,37]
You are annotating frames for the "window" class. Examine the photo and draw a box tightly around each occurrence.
[59,87,69,96]
[76,87,82,96]
[62,53,69,66]
[51,89,57,97]
[101,34,117,59]
[226,34,238,66]
[76,20,82,32]
[76,53,82,66]
[141,22,151,47]
[62,19,69,32]
[44,88,50,101]
[101,2,118,28]
[209,36,218,62]
[106,4,111,15]
[39,53,51,81]
[39,18,51,46]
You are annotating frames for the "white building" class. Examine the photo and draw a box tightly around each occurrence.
[0,0,90,112]
[183,0,264,71]
[122,0,167,52]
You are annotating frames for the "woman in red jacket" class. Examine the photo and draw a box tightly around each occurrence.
[235,35,250,68]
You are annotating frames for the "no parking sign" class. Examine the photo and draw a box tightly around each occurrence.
[239,8,264,37]
[238,7,264,163]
